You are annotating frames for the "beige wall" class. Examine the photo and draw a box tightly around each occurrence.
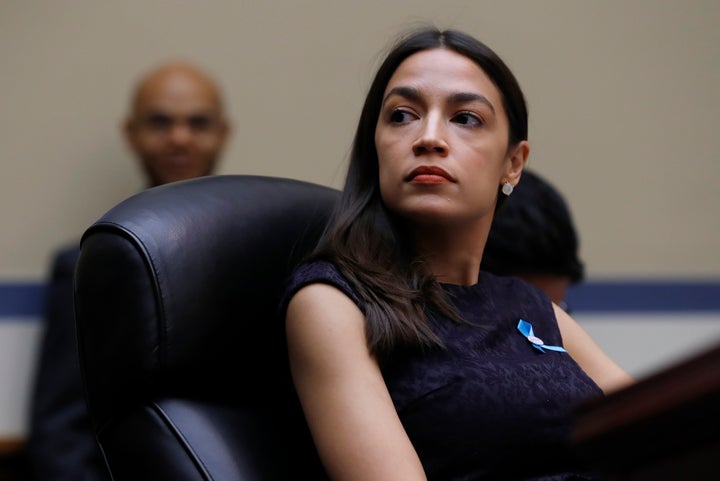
[1,0,719,280]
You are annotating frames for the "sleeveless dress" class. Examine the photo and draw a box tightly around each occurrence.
[282,260,604,481]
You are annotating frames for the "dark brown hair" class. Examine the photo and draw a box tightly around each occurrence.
[312,26,529,357]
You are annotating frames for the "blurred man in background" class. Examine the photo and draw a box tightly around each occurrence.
[28,61,231,481]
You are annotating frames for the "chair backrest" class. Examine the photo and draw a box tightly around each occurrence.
[74,175,339,481]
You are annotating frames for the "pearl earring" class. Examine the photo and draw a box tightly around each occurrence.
[502,182,514,196]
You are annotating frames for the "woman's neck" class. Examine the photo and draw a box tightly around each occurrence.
[413,221,490,286]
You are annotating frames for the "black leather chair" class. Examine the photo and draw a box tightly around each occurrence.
[74,175,339,480]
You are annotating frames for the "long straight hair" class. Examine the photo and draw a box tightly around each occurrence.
[311,27,529,358]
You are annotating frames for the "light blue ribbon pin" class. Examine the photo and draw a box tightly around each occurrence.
[517,319,567,353]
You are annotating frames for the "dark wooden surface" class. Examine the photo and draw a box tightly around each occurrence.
[0,438,32,481]
[572,342,720,481]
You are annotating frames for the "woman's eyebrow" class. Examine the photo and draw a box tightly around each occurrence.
[382,86,421,105]
[382,87,495,114]
[448,92,495,113]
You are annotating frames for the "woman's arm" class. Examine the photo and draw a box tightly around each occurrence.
[286,283,427,481]
[554,304,635,394]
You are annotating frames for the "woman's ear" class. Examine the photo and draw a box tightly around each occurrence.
[505,140,530,185]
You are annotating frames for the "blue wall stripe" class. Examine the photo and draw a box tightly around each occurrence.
[1,280,719,320]
[0,284,46,317]
[566,280,720,313]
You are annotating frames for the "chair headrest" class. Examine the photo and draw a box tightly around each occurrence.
[75,175,339,427]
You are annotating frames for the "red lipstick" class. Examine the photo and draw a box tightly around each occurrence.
[406,166,454,184]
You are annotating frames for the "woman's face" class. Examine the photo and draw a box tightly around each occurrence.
[375,48,527,228]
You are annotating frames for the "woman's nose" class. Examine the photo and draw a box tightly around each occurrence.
[412,116,449,156]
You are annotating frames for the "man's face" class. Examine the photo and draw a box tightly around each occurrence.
[125,68,229,186]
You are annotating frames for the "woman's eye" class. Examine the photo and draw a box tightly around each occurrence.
[453,112,482,126]
[389,109,414,124]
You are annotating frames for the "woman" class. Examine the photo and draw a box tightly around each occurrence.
[283,26,633,481]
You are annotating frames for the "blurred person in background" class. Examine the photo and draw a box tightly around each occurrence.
[28,61,231,481]
[481,168,584,309]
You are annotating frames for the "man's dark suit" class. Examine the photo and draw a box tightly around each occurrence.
[28,244,110,481]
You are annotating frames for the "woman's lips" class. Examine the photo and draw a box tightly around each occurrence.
[406,166,454,184]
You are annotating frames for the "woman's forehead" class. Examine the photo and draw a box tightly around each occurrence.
[385,49,501,102]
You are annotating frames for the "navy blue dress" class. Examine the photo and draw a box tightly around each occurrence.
[283,260,604,481]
